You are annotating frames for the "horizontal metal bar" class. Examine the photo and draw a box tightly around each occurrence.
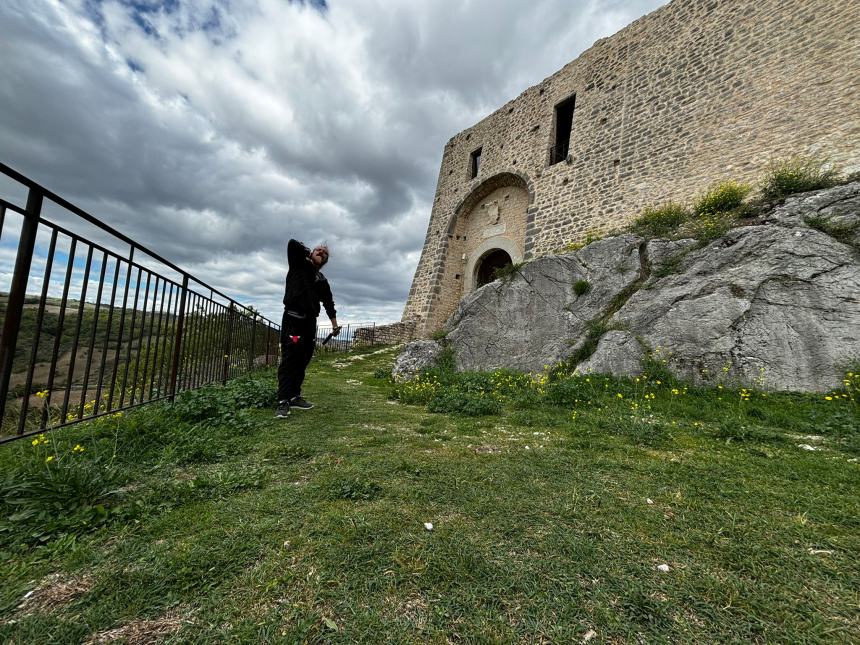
[0,162,273,320]
[0,200,279,329]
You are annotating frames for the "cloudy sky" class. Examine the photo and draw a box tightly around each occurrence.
[1,0,665,324]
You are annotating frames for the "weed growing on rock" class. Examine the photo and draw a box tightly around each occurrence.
[573,279,591,296]
[693,180,751,215]
[804,215,859,247]
[628,202,689,238]
[760,156,840,201]
[493,261,526,282]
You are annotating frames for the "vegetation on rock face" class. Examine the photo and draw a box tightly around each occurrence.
[628,202,690,238]
[559,229,606,253]
[492,261,526,282]
[1,348,858,642]
[760,156,841,201]
[619,157,848,244]
[573,279,591,296]
[693,180,751,216]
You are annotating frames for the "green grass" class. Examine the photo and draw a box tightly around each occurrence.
[1,347,858,643]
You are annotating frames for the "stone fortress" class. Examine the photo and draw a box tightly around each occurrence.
[399,0,859,338]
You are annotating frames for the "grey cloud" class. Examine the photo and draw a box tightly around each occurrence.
[1,0,665,322]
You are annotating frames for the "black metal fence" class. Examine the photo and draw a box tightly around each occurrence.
[315,322,378,352]
[0,163,282,443]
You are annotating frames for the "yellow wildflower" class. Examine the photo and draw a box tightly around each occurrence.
[72,444,85,453]
[45,455,54,463]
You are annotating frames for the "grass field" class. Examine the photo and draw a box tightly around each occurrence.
[0,345,858,643]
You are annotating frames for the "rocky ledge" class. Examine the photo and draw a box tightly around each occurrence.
[394,182,860,392]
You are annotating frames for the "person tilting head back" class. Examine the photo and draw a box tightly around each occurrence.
[275,239,340,418]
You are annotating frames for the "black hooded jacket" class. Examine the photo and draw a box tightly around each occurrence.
[282,239,336,320]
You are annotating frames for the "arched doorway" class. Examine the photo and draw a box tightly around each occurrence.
[476,249,513,287]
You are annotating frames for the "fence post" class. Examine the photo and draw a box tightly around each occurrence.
[168,274,189,401]
[223,303,234,384]
[249,312,257,370]
[265,322,271,366]
[0,188,43,429]
[372,322,376,347]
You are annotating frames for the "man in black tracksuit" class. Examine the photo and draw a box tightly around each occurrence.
[276,239,339,417]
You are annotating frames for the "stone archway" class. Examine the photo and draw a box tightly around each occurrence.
[425,171,531,331]
[476,249,513,287]
[463,236,523,293]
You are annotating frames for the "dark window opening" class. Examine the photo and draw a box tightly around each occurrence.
[477,249,513,287]
[470,147,482,179]
[551,95,576,165]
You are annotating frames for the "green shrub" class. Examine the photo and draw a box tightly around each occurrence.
[171,372,274,434]
[683,211,738,243]
[628,202,689,238]
[373,367,392,380]
[428,390,501,416]
[760,157,840,201]
[493,262,525,281]
[544,376,592,405]
[431,328,449,341]
[391,373,440,405]
[573,280,591,296]
[694,181,751,215]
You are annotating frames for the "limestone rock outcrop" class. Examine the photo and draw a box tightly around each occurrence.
[444,235,643,373]
[398,183,860,392]
[391,340,443,383]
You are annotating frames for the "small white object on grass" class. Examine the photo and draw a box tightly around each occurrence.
[646,498,654,505]
[424,522,433,531]
[657,564,671,572]
[808,548,833,555]
[582,629,597,643]
[797,444,818,451]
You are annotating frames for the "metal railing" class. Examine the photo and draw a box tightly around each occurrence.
[316,322,377,352]
[0,162,281,443]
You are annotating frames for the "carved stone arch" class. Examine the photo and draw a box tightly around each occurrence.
[463,236,523,293]
[445,169,534,235]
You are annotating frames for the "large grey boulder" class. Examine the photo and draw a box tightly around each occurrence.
[614,221,860,391]
[391,340,442,382]
[444,235,644,373]
[767,182,860,248]
[576,331,646,378]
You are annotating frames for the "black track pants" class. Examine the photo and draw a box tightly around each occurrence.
[276,312,316,402]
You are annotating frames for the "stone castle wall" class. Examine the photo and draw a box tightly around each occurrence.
[403,0,860,335]
[353,320,417,347]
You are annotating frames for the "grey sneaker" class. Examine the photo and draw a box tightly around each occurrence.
[274,400,290,418]
[290,396,314,410]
